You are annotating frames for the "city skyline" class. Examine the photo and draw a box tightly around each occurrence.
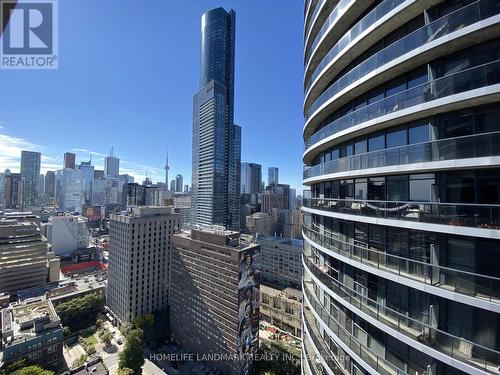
[0,0,304,191]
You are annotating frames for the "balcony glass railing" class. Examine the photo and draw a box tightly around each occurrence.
[303,281,410,375]
[305,57,500,149]
[305,0,351,65]
[303,197,500,230]
[303,255,500,373]
[305,0,500,119]
[303,308,348,375]
[304,131,500,178]
[302,224,500,303]
[306,0,406,91]
[305,0,326,41]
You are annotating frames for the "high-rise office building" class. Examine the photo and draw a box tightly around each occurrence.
[104,148,120,177]
[4,171,24,210]
[107,206,179,325]
[38,174,44,196]
[240,162,262,194]
[191,8,241,230]
[0,171,5,207]
[56,169,84,213]
[267,167,278,186]
[302,2,500,375]
[79,160,94,205]
[20,151,41,208]
[169,179,175,192]
[175,174,183,193]
[63,152,76,169]
[171,227,259,375]
[44,171,56,198]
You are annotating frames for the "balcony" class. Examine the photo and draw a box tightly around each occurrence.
[303,197,500,230]
[303,305,349,375]
[304,0,352,66]
[305,58,500,150]
[305,0,326,44]
[305,0,500,120]
[304,131,500,179]
[302,224,500,305]
[303,280,410,375]
[303,255,500,374]
[305,0,406,93]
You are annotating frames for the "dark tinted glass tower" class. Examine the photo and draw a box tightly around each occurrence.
[192,8,240,230]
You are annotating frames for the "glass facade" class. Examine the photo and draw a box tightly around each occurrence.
[192,8,241,230]
[302,1,500,374]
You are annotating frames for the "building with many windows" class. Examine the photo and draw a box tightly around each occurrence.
[302,1,500,375]
[191,8,241,230]
[170,226,259,375]
[257,236,302,289]
[1,299,64,370]
[106,206,179,325]
[20,151,41,208]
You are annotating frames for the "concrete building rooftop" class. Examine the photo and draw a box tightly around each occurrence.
[176,225,257,251]
[1,300,60,346]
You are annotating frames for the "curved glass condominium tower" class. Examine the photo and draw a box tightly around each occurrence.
[301,1,500,374]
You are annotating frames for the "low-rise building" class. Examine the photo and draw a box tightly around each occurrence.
[0,299,64,370]
[260,284,301,337]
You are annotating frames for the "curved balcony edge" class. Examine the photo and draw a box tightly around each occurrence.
[302,225,500,312]
[301,205,500,240]
[303,260,499,375]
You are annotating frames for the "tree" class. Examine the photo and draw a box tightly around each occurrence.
[72,354,88,368]
[55,293,104,329]
[101,331,113,346]
[121,322,133,337]
[117,368,134,375]
[62,326,71,337]
[119,329,144,375]
[12,366,54,375]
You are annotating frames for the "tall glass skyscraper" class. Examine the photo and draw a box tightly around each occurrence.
[301,1,500,375]
[191,7,241,230]
[20,150,41,208]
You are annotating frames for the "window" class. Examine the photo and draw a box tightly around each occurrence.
[354,178,367,200]
[340,179,354,199]
[368,177,386,200]
[369,132,385,152]
[386,126,407,148]
[410,174,435,201]
[355,138,368,154]
[409,123,429,144]
[387,175,409,201]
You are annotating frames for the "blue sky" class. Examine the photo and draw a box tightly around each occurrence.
[0,0,305,191]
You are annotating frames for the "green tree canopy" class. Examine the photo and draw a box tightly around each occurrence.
[117,368,134,375]
[55,293,104,329]
[11,366,54,375]
[119,329,144,375]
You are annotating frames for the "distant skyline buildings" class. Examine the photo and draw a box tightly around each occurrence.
[104,149,120,177]
[241,162,262,195]
[175,174,183,193]
[63,152,76,169]
[20,151,41,207]
[267,167,278,186]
